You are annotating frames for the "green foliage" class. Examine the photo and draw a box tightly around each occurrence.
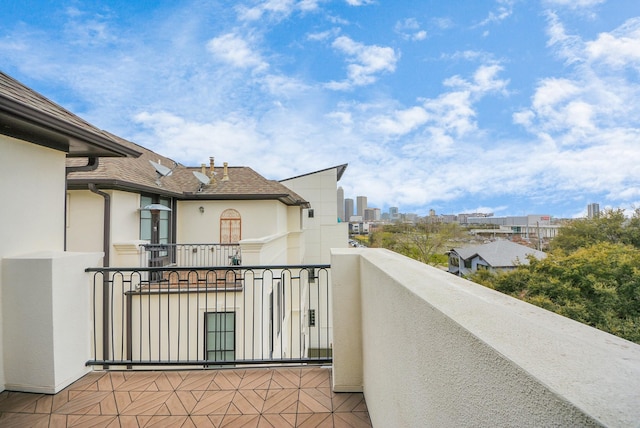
[471,242,640,344]
[551,208,640,252]
[369,221,463,266]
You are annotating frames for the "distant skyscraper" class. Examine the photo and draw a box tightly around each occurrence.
[356,196,367,217]
[587,203,600,219]
[389,206,399,221]
[364,208,375,222]
[345,198,354,221]
[337,186,345,221]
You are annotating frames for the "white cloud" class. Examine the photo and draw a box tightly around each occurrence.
[261,74,311,97]
[543,0,605,9]
[307,28,340,41]
[519,15,640,147]
[443,64,509,96]
[206,33,269,72]
[61,6,118,47]
[423,91,476,137]
[134,111,267,166]
[475,0,514,27]
[236,0,322,21]
[395,18,428,41]
[507,13,640,211]
[361,63,508,145]
[345,0,374,5]
[545,11,584,64]
[326,36,399,89]
[368,106,430,136]
[237,0,295,21]
[431,17,454,30]
[585,18,640,69]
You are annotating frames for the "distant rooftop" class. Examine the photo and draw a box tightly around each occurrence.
[452,240,547,267]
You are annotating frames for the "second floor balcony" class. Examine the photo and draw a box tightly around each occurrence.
[140,243,242,268]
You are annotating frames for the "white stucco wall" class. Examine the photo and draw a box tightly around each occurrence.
[67,189,145,267]
[332,248,640,428]
[3,251,101,393]
[110,190,143,246]
[177,200,291,243]
[66,190,104,253]
[0,135,66,254]
[281,169,347,264]
[0,135,67,392]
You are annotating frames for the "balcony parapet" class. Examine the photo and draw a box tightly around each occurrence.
[331,248,640,427]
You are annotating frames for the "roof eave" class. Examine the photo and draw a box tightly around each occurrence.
[279,163,348,182]
[0,97,141,158]
[66,178,184,197]
[182,192,309,206]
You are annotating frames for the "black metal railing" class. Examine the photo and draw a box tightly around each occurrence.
[86,265,332,368]
[140,243,242,268]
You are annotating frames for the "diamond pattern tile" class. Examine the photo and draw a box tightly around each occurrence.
[0,367,371,427]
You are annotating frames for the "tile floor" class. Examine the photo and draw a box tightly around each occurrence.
[0,366,371,427]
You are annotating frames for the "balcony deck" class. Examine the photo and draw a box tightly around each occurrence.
[0,367,371,427]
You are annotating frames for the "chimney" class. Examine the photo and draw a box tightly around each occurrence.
[209,157,215,178]
[201,163,206,176]
[222,162,230,181]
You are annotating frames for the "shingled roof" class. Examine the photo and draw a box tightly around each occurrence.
[452,240,547,268]
[0,71,305,206]
[67,134,309,206]
[0,72,140,158]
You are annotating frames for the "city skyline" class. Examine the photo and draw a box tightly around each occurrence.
[340,186,602,220]
[2,1,639,218]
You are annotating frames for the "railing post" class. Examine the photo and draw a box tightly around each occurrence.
[126,293,132,369]
[102,271,110,369]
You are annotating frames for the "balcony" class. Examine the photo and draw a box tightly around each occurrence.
[1,248,639,427]
[139,243,242,268]
[86,265,332,368]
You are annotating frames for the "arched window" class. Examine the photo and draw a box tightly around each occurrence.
[220,209,241,243]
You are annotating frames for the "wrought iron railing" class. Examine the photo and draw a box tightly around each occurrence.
[140,243,242,268]
[86,265,332,368]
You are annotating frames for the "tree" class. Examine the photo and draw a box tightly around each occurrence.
[469,242,640,344]
[551,208,640,252]
[369,221,463,266]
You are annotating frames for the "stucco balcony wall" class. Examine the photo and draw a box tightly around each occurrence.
[331,248,640,428]
[2,251,102,394]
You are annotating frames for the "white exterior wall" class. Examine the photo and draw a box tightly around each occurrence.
[68,192,303,268]
[332,248,640,428]
[94,287,251,365]
[110,191,145,266]
[281,169,347,264]
[177,200,288,243]
[3,251,101,393]
[0,135,65,253]
[178,200,301,265]
[66,190,104,253]
[0,135,66,392]
[67,189,146,267]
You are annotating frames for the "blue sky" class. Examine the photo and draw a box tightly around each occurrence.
[2,0,640,218]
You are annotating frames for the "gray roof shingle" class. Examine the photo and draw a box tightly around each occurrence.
[452,240,547,267]
[67,133,308,206]
[0,72,140,157]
